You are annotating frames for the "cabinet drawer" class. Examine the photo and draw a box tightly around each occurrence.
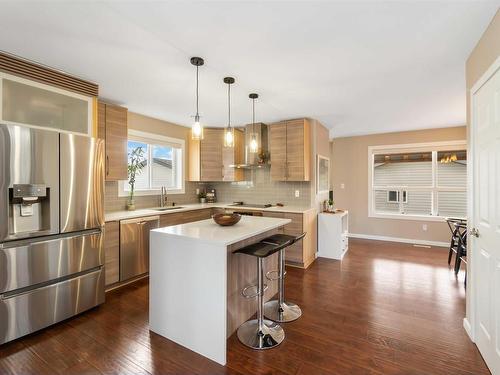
[0,268,104,345]
[160,209,212,227]
[0,232,103,294]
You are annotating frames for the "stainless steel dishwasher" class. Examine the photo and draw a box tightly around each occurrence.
[120,216,159,281]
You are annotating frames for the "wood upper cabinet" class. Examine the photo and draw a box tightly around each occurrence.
[97,102,128,181]
[270,119,310,181]
[189,128,245,182]
[201,128,223,181]
[104,221,120,286]
[269,122,287,181]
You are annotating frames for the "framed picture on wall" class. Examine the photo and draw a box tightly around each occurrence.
[317,155,330,193]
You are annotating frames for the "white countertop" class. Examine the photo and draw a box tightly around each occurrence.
[150,215,291,246]
[105,202,314,222]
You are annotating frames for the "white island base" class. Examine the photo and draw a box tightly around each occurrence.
[149,215,291,365]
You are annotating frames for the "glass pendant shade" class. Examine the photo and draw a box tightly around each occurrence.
[224,127,234,147]
[192,115,203,140]
[249,93,259,153]
[249,134,258,153]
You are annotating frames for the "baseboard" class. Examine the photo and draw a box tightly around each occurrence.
[348,233,448,248]
[463,318,474,342]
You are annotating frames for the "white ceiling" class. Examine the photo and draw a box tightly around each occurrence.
[0,1,498,138]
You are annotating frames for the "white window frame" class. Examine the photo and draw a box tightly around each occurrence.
[118,129,185,196]
[368,140,467,222]
[0,72,93,136]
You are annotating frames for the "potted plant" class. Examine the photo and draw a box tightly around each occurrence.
[127,146,146,211]
[198,191,207,204]
[328,198,335,212]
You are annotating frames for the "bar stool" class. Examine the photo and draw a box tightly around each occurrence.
[234,241,288,350]
[261,232,306,322]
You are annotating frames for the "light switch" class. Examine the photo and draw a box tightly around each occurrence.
[340,183,345,189]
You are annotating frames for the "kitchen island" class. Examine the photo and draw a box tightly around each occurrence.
[149,215,291,365]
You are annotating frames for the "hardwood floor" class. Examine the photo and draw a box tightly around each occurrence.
[0,239,489,374]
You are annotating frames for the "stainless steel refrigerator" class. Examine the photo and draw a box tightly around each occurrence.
[0,123,105,345]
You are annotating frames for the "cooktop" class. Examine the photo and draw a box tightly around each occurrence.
[229,202,272,208]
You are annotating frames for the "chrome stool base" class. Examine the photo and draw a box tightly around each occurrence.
[264,299,302,323]
[237,319,285,350]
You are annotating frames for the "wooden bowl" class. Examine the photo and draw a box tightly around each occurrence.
[212,213,241,226]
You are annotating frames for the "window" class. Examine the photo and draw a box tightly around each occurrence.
[387,190,407,203]
[369,141,467,221]
[119,130,185,196]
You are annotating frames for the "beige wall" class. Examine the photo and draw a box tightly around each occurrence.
[105,112,199,212]
[464,9,499,330]
[331,126,466,243]
[310,119,330,210]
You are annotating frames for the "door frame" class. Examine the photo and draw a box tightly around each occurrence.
[465,55,500,343]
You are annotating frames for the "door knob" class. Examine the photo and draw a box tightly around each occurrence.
[469,228,480,238]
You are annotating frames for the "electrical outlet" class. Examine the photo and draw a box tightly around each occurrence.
[340,183,345,189]
[422,224,428,231]
[196,188,200,195]
[295,190,300,198]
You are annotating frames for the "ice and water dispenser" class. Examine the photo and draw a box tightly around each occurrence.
[8,184,51,235]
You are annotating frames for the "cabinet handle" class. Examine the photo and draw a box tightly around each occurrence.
[106,155,110,176]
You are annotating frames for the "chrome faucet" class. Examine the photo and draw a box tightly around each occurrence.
[159,186,168,207]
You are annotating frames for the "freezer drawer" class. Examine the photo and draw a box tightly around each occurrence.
[120,216,159,281]
[0,231,103,294]
[0,267,104,345]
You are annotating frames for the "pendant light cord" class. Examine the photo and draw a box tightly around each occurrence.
[252,97,255,133]
[196,65,199,117]
[227,82,231,129]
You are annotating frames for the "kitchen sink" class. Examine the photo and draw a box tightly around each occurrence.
[154,206,184,211]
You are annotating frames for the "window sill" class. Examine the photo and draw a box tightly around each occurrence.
[368,212,448,222]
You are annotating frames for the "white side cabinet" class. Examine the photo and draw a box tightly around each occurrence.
[318,211,349,260]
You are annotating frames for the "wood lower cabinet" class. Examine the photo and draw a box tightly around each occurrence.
[159,208,213,227]
[262,210,317,268]
[189,128,244,182]
[270,119,310,181]
[98,102,128,181]
[104,208,215,290]
[103,221,120,286]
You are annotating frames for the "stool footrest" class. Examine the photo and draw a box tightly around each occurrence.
[242,283,268,299]
[265,269,286,281]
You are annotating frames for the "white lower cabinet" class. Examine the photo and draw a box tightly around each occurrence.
[318,211,349,260]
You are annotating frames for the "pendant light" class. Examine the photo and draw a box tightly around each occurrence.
[223,76,235,147]
[190,57,204,140]
[249,93,259,153]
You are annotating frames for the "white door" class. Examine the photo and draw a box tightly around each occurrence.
[472,61,500,374]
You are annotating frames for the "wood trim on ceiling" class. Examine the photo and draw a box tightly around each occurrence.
[0,51,98,97]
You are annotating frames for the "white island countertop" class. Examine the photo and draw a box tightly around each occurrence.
[151,215,291,246]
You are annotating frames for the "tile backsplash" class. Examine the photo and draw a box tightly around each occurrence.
[105,168,311,213]
[205,168,311,207]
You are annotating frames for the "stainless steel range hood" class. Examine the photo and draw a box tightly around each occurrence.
[230,122,269,169]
